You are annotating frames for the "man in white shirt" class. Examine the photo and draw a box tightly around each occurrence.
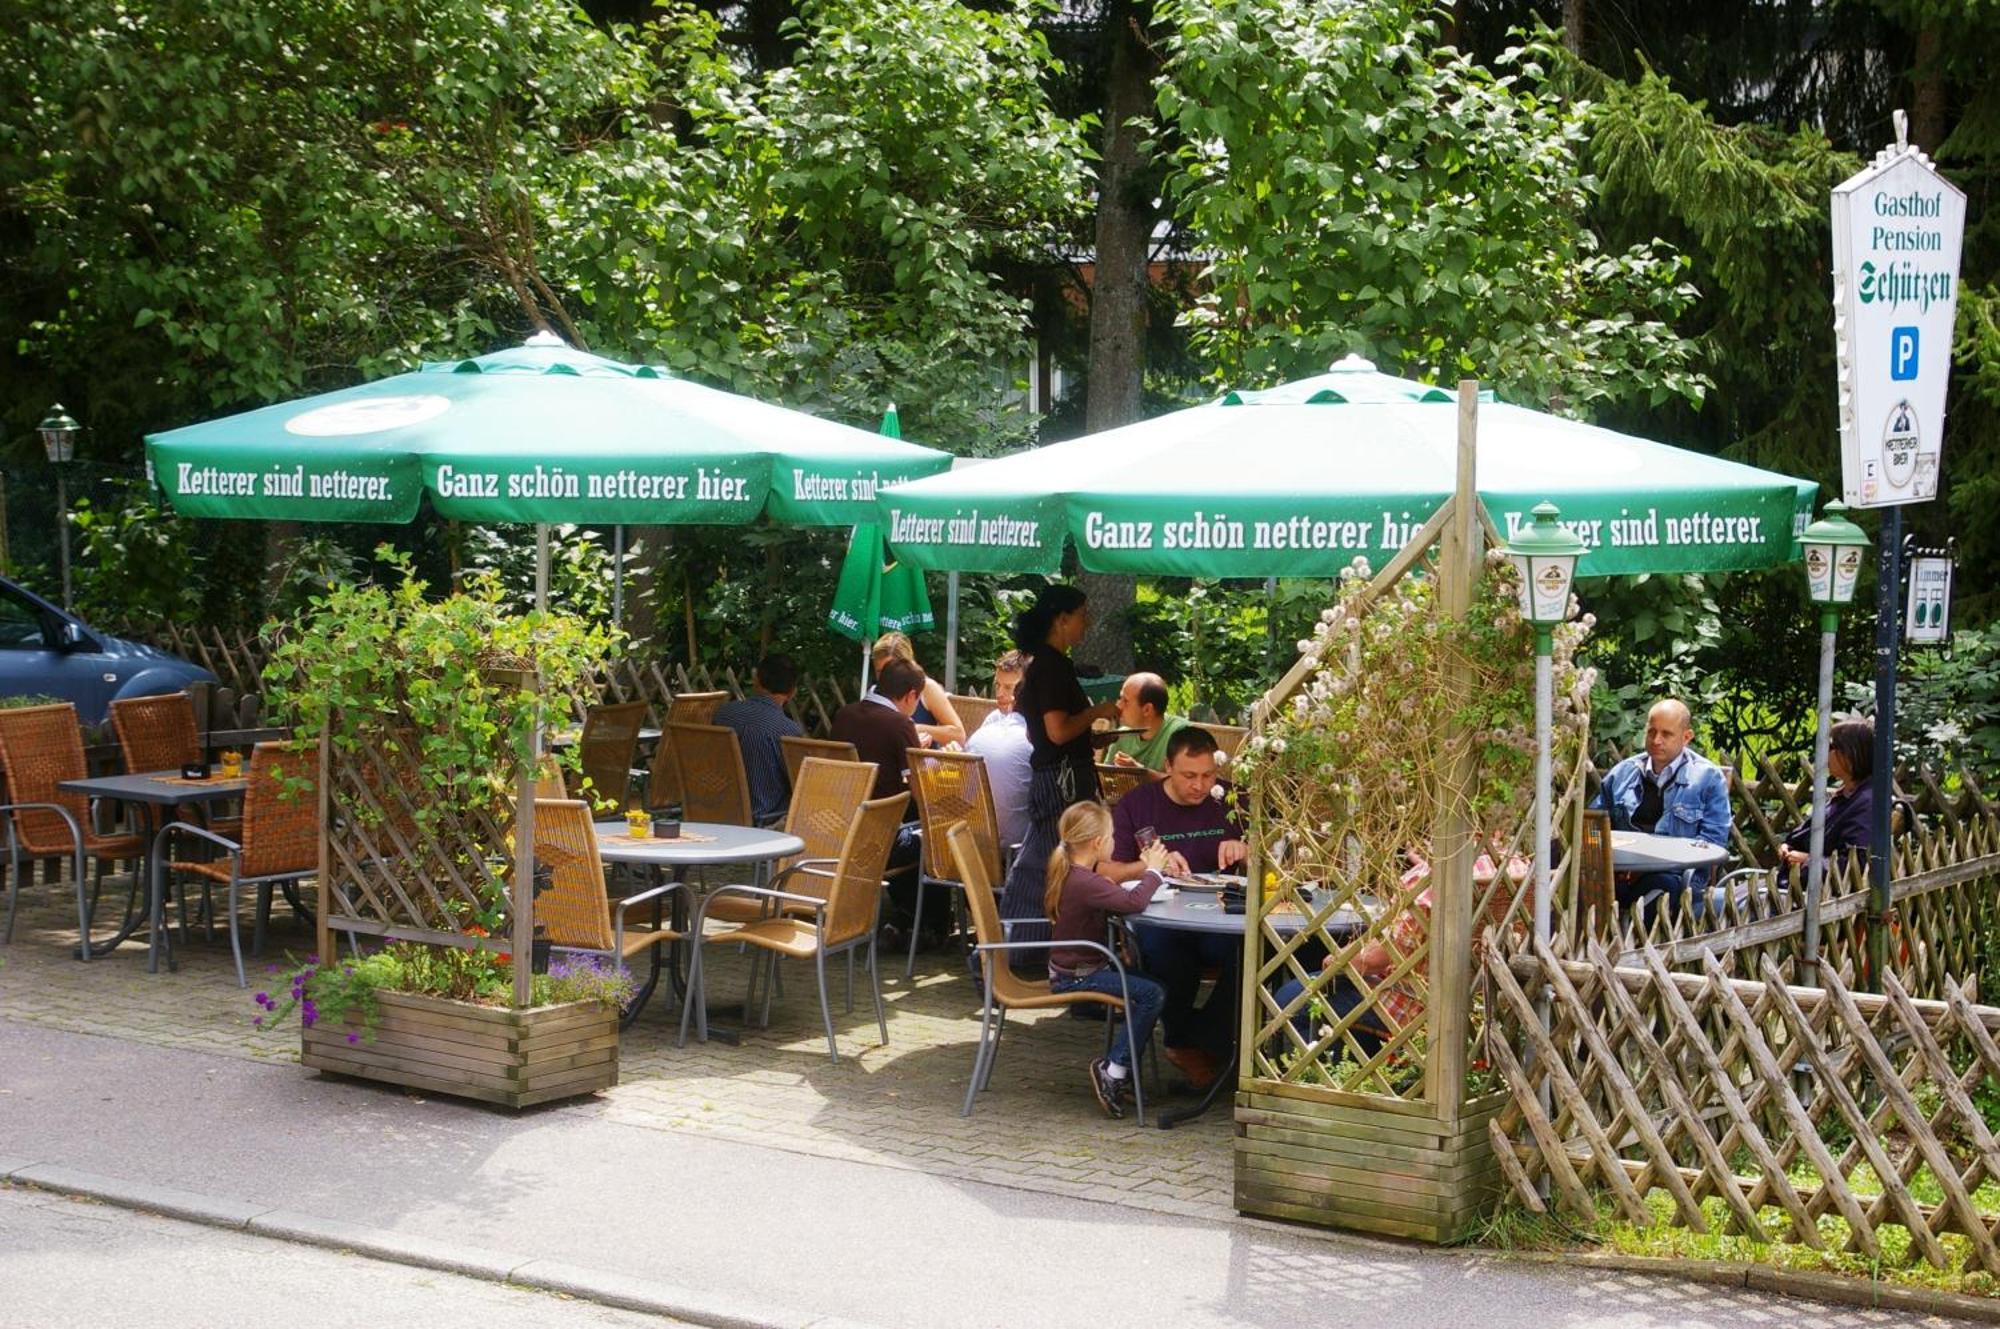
[964,650,1031,847]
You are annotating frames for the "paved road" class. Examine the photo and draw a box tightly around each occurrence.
[1,1184,686,1329]
[0,1019,1968,1329]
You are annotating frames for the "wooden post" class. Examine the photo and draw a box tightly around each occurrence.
[1424,381,1482,1117]
[512,674,541,1009]
[315,723,333,969]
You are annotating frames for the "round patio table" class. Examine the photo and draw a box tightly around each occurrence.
[592,819,803,869]
[1609,831,1730,876]
[593,820,804,1040]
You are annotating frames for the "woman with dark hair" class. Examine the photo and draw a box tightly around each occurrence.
[996,585,1122,937]
[1778,719,1876,883]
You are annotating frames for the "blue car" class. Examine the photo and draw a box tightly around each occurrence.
[0,577,216,726]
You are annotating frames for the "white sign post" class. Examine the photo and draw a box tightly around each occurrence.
[1831,114,1967,508]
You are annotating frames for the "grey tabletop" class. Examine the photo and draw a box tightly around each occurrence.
[592,819,803,867]
[58,770,246,806]
[1133,884,1383,938]
[1611,831,1731,874]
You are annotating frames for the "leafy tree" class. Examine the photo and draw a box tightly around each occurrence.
[1154,0,1707,413]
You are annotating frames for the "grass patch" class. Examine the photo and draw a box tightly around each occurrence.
[1481,1189,2000,1300]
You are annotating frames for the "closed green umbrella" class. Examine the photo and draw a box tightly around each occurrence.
[145,334,951,528]
[828,404,935,643]
[876,356,1815,578]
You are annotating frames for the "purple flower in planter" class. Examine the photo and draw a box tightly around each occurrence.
[346,1032,360,1045]
[300,998,319,1029]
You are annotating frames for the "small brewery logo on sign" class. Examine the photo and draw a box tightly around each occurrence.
[1881,400,1920,487]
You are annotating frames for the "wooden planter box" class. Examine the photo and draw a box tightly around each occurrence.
[1234,1083,1508,1244]
[302,990,618,1109]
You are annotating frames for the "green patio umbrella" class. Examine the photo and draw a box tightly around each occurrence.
[875,355,1816,579]
[145,333,951,529]
[828,405,935,644]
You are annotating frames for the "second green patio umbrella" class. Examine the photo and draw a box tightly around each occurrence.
[874,356,1815,579]
[828,405,935,644]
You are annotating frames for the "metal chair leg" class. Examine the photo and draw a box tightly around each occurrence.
[1,840,16,944]
[963,994,999,1116]
[815,949,839,1063]
[983,1009,1006,1090]
[677,944,706,1046]
[906,878,926,978]
[869,936,888,1045]
[226,870,247,987]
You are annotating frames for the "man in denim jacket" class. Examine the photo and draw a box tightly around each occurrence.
[1592,699,1732,911]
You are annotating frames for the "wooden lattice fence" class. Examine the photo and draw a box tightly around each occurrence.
[1487,937,2000,1276]
[113,619,861,737]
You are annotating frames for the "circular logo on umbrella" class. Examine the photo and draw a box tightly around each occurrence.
[285,394,451,437]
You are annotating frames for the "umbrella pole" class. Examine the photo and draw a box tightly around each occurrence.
[945,572,960,692]
[612,524,625,628]
[535,523,550,613]
[861,635,871,696]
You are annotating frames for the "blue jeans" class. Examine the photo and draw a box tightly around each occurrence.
[1051,966,1165,1071]
[1273,976,1383,1058]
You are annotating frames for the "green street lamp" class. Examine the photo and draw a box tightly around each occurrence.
[1505,502,1587,949]
[1798,501,1870,982]
[37,404,80,610]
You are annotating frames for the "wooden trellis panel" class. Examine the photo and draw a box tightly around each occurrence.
[1488,937,2000,1275]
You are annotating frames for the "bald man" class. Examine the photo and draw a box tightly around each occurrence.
[1105,672,1188,775]
[1592,699,1733,911]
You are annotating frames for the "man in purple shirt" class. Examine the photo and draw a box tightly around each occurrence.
[1107,727,1245,1087]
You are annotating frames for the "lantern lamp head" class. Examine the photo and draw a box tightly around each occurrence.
[1799,501,1870,608]
[37,404,78,465]
[1504,501,1587,634]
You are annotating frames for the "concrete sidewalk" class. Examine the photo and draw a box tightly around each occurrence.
[0,1019,1950,1329]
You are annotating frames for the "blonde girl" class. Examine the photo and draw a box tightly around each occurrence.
[870,630,966,747]
[1042,800,1169,1118]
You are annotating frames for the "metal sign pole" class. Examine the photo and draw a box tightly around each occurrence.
[1868,506,1901,986]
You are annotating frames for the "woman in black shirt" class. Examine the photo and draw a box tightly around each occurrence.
[997,585,1121,936]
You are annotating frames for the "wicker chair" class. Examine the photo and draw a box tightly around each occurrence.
[680,792,907,1061]
[575,701,648,813]
[669,722,754,826]
[948,694,997,737]
[904,748,1007,977]
[1207,723,1250,760]
[110,693,201,773]
[778,735,859,791]
[533,755,568,801]
[1095,763,1147,808]
[1577,809,1614,933]
[531,797,686,1026]
[0,702,146,956]
[948,822,1149,1123]
[159,742,317,985]
[642,691,729,812]
[702,755,876,929]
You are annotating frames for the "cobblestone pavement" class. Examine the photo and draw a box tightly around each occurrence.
[0,877,1234,1220]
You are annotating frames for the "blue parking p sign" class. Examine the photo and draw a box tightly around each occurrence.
[1891,326,1920,381]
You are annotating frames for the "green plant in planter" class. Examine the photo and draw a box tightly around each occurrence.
[263,546,619,939]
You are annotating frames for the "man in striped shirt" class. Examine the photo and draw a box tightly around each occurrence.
[714,654,805,823]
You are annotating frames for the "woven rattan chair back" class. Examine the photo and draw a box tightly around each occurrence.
[110,692,201,774]
[531,797,616,952]
[669,722,753,825]
[947,694,996,737]
[534,755,568,801]
[239,742,319,879]
[907,748,1000,882]
[822,793,907,947]
[779,735,858,790]
[948,821,1045,1008]
[1095,763,1145,808]
[1579,808,1615,930]
[779,757,876,887]
[1207,723,1250,760]
[0,703,91,855]
[645,690,729,809]
[577,701,647,812]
